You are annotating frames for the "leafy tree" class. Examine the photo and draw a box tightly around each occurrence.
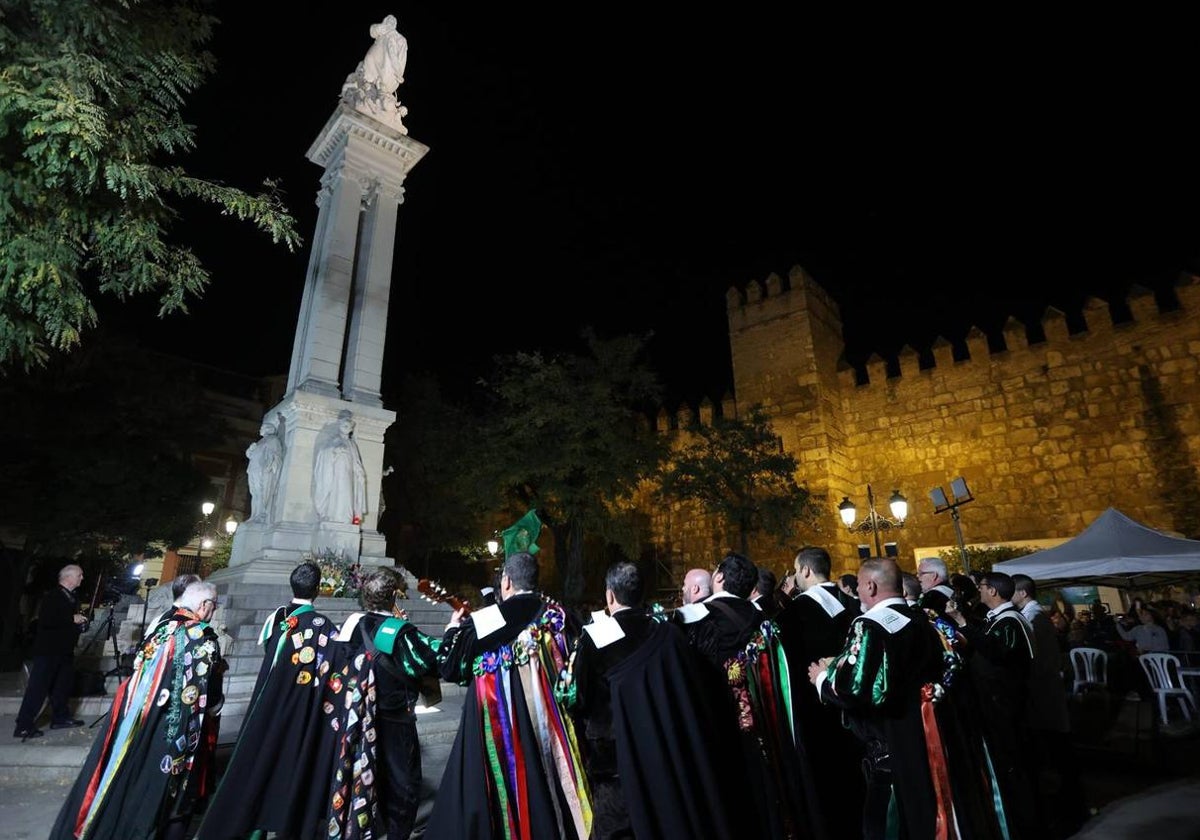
[657,404,817,555]
[0,0,300,369]
[472,331,667,603]
[0,331,217,659]
[936,544,1036,577]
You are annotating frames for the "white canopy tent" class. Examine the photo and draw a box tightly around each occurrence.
[994,507,1200,589]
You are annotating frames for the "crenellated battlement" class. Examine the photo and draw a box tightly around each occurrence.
[815,272,1195,391]
[689,266,1200,575]
[648,394,737,435]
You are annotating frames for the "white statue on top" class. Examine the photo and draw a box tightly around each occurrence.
[342,14,409,134]
[311,409,368,525]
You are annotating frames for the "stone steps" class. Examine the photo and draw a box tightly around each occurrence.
[0,687,466,786]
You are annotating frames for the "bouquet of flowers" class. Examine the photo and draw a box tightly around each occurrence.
[310,548,364,600]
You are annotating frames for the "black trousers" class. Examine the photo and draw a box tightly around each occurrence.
[16,654,74,730]
[861,745,894,840]
[376,716,422,840]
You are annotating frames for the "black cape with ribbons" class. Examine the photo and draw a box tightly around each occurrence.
[195,605,340,840]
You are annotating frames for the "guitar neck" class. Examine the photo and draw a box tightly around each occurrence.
[417,579,472,615]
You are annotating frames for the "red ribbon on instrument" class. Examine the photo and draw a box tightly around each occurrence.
[920,683,959,840]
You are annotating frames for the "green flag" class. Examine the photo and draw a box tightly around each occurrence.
[501,509,542,558]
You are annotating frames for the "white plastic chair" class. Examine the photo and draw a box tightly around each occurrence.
[1138,652,1197,726]
[1070,646,1108,694]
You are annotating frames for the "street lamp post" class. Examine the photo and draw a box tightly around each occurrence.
[838,484,909,557]
[929,476,975,574]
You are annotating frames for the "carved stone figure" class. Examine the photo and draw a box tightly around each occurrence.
[311,410,368,525]
[362,14,407,97]
[246,415,284,523]
[341,14,410,133]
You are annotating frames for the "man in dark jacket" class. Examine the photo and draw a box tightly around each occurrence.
[1012,573,1087,838]
[14,564,87,738]
[565,561,743,840]
[776,546,863,840]
[948,571,1038,840]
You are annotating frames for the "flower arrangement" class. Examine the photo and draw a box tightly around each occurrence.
[308,548,364,600]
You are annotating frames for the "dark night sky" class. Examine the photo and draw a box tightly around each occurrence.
[108,7,1200,407]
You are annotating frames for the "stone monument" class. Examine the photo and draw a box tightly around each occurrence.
[213,15,428,586]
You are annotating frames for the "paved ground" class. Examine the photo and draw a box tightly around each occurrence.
[3,683,1197,839]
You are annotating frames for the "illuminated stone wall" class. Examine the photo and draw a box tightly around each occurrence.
[649,268,1200,580]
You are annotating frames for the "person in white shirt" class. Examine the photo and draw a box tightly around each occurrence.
[1116,605,1170,653]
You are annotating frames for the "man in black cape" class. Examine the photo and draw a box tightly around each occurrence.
[563,561,742,839]
[683,552,827,840]
[50,581,225,840]
[318,566,442,840]
[775,546,864,840]
[948,571,1039,840]
[196,561,339,840]
[425,544,592,840]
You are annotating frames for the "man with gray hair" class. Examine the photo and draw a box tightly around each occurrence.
[52,580,224,840]
[916,556,955,616]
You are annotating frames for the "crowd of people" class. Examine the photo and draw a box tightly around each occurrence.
[35,542,1198,839]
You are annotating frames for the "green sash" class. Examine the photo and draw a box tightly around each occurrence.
[271,603,315,668]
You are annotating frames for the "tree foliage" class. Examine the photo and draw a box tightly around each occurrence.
[657,403,817,554]
[936,544,1036,577]
[0,0,300,369]
[472,330,667,603]
[0,330,218,557]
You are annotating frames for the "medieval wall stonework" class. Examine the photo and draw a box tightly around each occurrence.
[650,269,1200,582]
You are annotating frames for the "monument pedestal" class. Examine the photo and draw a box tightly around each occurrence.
[224,389,395,585]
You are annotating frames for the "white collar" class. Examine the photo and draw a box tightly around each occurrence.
[704,590,741,602]
[986,601,1017,620]
[291,598,314,605]
[864,596,908,616]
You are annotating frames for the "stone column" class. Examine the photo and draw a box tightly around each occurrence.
[341,176,404,406]
[285,162,363,397]
[215,102,427,587]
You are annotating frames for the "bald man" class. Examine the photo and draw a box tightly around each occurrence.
[15,565,87,739]
[680,568,711,605]
[808,558,948,840]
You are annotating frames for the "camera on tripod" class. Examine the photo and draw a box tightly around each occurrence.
[98,575,140,606]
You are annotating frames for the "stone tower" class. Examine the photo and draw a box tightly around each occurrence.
[726,266,853,513]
